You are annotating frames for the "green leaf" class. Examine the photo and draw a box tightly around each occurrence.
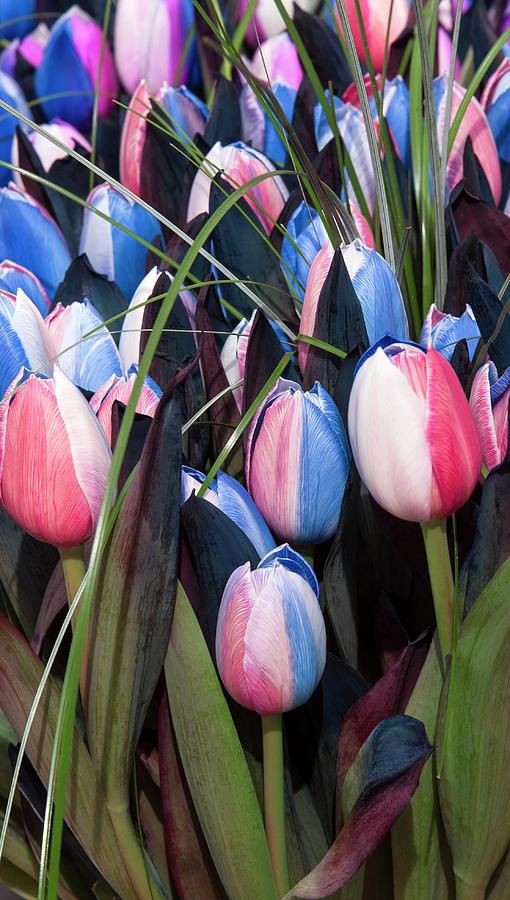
[164,583,278,900]
[0,616,138,898]
[438,554,510,896]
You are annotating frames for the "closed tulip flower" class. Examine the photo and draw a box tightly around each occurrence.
[246,379,350,544]
[280,204,329,303]
[79,184,163,302]
[332,0,409,72]
[343,74,411,168]
[0,261,50,316]
[300,239,409,374]
[114,0,195,96]
[315,97,375,215]
[348,341,481,522]
[187,141,289,235]
[46,300,123,393]
[237,0,320,45]
[34,6,118,131]
[181,465,275,559]
[435,75,501,204]
[420,303,480,362]
[90,366,162,446]
[0,366,111,547]
[220,311,291,413]
[0,185,71,298]
[0,71,31,187]
[216,544,326,715]
[469,362,510,472]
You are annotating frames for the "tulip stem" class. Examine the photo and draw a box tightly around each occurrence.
[262,714,289,898]
[59,545,89,708]
[455,876,486,900]
[421,519,455,660]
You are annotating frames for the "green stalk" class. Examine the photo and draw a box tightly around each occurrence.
[421,519,454,660]
[262,715,289,897]
[59,546,86,620]
[455,877,486,900]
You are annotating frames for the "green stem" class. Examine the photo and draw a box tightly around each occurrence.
[420,519,454,660]
[108,805,161,900]
[262,714,289,897]
[58,545,88,704]
[455,875,486,900]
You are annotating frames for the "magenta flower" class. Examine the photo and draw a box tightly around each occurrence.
[334,0,409,73]
[348,341,482,522]
[90,367,162,446]
[470,362,510,472]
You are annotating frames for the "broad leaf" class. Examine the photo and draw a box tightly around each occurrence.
[53,255,128,342]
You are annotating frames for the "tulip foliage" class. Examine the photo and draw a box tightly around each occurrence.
[0,0,509,899]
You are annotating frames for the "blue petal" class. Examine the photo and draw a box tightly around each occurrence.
[280,572,322,707]
[487,93,510,163]
[216,469,275,558]
[127,363,162,398]
[349,246,409,345]
[431,310,481,362]
[355,336,425,376]
[263,83,297,167]
[0,308,30,398]
[385,77,410,169]
[34,17,94,130]
[490,365,510,404]
[259,543,319,597]
[108,192,163,301]
[0,265,48,316]
[0,0,36,40]
[280,202,328,301]
[0,71,31,186]
[159,85,208,147]
[57,299,123,392]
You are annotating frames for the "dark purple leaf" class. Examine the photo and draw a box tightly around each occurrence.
[452,187,510,276]
[52,255,128,339]
[292,7,352,95]
[204,76,242,147]
[242,310,297,419]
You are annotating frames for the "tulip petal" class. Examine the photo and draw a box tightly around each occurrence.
[216,469,275,559]
[119,81,151,195]
[216,562,260,710]
[47,300,123,392]
[0,311,29,399]
[300,242,334,373]
[259,543,319,597]
[469,363,501,470]
[12,288,53,376]
[348,348,433,522]
[425,348,481,517]
[343,241,409,345]
[0,261,50,316]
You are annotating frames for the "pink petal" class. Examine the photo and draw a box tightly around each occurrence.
[351,204,375,248]
[335,0,409,72]
[90,372,160,446]
[348,348,433,522]
[249,33,303,90]
[425,348,481,518]
[300,242,334,374]
[119,81,151,195]
[469,363,502,471]
[243,566,293,715]
[215,562,260,710]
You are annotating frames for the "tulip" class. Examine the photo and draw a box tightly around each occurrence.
[469,362,510,472]
[315,97,375,214]
[245,32,303,91]
[0,72,31,187]
[46,300,123,393]
[79,183,163,302]
[246,378,351,544]
[120,80,207,195]
[34,6,118,131]
[0,24,49,77]
[299,239,409,374]
[237,0,320,46]
[434,75,501,205]
[348,340,481,523]
[187,141,289,235]
[342,74,411,168]
[0,261,50,316]
[332,0,409,73]
[0,365,111,547]
[0,184,71,298]
[118,267,196,371]
[13,119,91,183]
[420,303,481,362]
[0,0,36,40]
[0,288,53,399]
[216,543,326,715]
[90,366,162,446]
[481,60,510,166]
[114,0,195,96]
[181,464,275,558]
[280,203,330,303]
[220,311,291,413]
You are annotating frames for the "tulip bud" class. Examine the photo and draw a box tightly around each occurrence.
[480,60,510,166]
[420,303,480,362]
[343,74,411,168]
[0,71,31,187]
[181,464,275,559]
[0,260,50,316]
[237,0,320,46]
[348,341,482,522]
[119,81,207,195]
[246,378,350,544]
[0,24,49,78]
[46,300,123,393]
[79,183,163,302]
[245,32,303,90]
[216,544,326,715]
[114,0,195,96]
[300,239,409,374]
[220,311,291,413]
[34,6,118,131]
[469,362,510,472]
[0,184,71,298]
[187,141,289,235]
[12,119,91,190]
[315,97,375,214]
[90,366,162,446]
[332,0,409,73]
[280,203,329,302]
[0,0,36,40]
[0,366,111,547]
[435,75,501,204]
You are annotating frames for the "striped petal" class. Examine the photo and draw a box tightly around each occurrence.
[259,542,319,597]
[335,0,409,72]
[46,300,123,392]
[469,362,502,470]
[300,242,334,373]
[0,260,50,315]
[119,267,171,371]
[119,80,151,195]
[12,288,53,376]
[281,202,330,302]
[90,368,161,446]
[216,469,275,558]
[425,348,481,518]
[215,562,260,710]
[248,33,303,90]
[342,240,409,345]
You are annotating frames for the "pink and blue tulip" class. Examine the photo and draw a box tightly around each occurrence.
[34,7,118,131]
[215,543,326,716]
[0,261,50,317]
[0,184,71,298]
[342,74,411,169]
[470,362,510,472]
[348,339,482,523]
[79,183,163,302]
[328,0,409,74]
[181,465,275,559]
[46,300,123,393]
[420,303,481,363]
[0,288,52,399]
[90,365,162,446]
[246,378,351,545]
[12,119,91,188]
[315,95,376,215]
[0,365,111,547]
[280,204,330,303]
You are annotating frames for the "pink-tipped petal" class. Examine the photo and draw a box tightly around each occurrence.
[300,242,334,374]
[351,204,375,248]
[336,0,409,73]
[90,371,160,445]
[249,33,303,90]
[119,80,151,195]
[425,348,481,518]
[119,266,164,370]
[469,363,502,470]
[348,348,433,522]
